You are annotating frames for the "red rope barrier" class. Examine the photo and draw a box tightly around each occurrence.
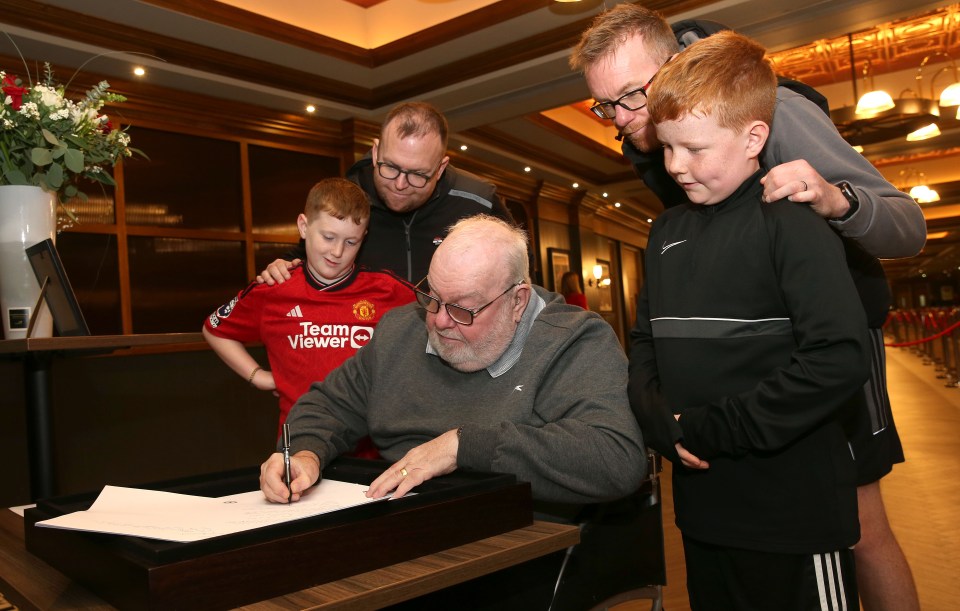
[884,318,960,347]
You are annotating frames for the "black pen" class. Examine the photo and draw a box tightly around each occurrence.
[282,423,292,503]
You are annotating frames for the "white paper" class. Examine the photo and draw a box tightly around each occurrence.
[36,479,382,542]
[8,504,36,517]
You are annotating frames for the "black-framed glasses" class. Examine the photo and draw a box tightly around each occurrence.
[376,160,442,188]
[414,277,523,326]
[589,68,660,120]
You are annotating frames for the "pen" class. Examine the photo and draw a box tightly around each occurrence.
[282,423,292,502]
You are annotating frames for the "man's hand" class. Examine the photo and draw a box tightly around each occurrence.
[256,258,300,286]
[260,450,320,503]
[366,429,460,499]
[760,159,849,219]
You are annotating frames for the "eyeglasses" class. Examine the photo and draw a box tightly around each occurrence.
[589,67,660,120]
[376,160,442,188]
[414,277,523,326]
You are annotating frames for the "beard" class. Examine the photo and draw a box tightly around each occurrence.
[427,309,517,372]
[626,123,659,154]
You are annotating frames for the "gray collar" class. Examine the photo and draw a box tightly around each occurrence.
[424,291,546,377]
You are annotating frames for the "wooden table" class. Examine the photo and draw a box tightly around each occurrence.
[0,509,579,610]
[0,333,204,499]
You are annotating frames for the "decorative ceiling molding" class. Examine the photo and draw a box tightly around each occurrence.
[769,4,960,88]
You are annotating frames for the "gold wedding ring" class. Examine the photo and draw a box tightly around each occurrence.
[400,468,408,478]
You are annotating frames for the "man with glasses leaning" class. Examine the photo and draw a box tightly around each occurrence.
[259,101,515,284]
[571,6,923,610]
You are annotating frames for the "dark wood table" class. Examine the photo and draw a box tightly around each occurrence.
[0,333,204,499]
[0,509,579,610]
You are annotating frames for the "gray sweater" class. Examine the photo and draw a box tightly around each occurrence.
[285,286,647,504]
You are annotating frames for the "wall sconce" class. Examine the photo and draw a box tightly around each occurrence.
[588,264,603,287]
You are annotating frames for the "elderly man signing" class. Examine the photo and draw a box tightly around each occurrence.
[260,214,645,505]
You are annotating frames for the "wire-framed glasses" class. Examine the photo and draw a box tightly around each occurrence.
[413,277,522,325]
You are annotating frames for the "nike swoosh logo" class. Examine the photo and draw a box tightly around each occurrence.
[661,240,687,255]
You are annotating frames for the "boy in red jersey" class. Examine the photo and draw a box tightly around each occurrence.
[203,178,413,447]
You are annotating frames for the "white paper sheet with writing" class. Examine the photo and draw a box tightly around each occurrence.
[35,479,382,542]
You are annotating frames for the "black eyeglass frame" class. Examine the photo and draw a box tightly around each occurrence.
[414,277,524,326]
[589,64,662,120]
[376,159,443,188]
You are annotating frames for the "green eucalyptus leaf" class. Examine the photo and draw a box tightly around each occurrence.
[65,185,78,197]
[41,129,61,146]
[46,163,64,189]
[64,148,85,173]
[4,169,28,185]
[31,148,54,166]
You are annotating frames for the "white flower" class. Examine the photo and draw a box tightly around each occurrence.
[36,85,63,109]
[18,102,40,120]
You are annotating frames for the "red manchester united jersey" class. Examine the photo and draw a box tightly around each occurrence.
[205,265,413,435]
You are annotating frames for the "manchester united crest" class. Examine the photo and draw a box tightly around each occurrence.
[353,300,375,321]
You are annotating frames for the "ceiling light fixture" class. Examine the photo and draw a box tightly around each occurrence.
[133,67,145,77]
[909,184,940,203]
[920,51,960,107]
[906,123,940,141]
[832,33,939,146]
[900,168,940,204]
[855,60,894,115]
[305,104,316,113]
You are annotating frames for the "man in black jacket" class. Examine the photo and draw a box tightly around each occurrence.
[260,102,514,283]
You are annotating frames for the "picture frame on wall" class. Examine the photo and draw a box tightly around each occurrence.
[596,259,613,312]
[546,248,571,293]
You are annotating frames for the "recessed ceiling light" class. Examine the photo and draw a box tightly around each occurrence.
[460,144,468,151]
[572,182,579,189]
[306,104,316,113]
[133,67,145,77]
[524,166,531,172]
[647,218,653,223]
[614,202,621,208]
[602,192,608,197]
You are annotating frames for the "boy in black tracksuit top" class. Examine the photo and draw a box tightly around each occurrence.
[629,31,869,610]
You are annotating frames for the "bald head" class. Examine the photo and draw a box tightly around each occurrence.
[431,215,529,288]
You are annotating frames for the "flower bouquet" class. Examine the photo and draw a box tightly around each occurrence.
[0,62,141,219]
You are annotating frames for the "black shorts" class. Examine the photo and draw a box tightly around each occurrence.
[682,535,857,611]
[845,328,905,486]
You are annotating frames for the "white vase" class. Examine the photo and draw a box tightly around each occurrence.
[0,185,57,339]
